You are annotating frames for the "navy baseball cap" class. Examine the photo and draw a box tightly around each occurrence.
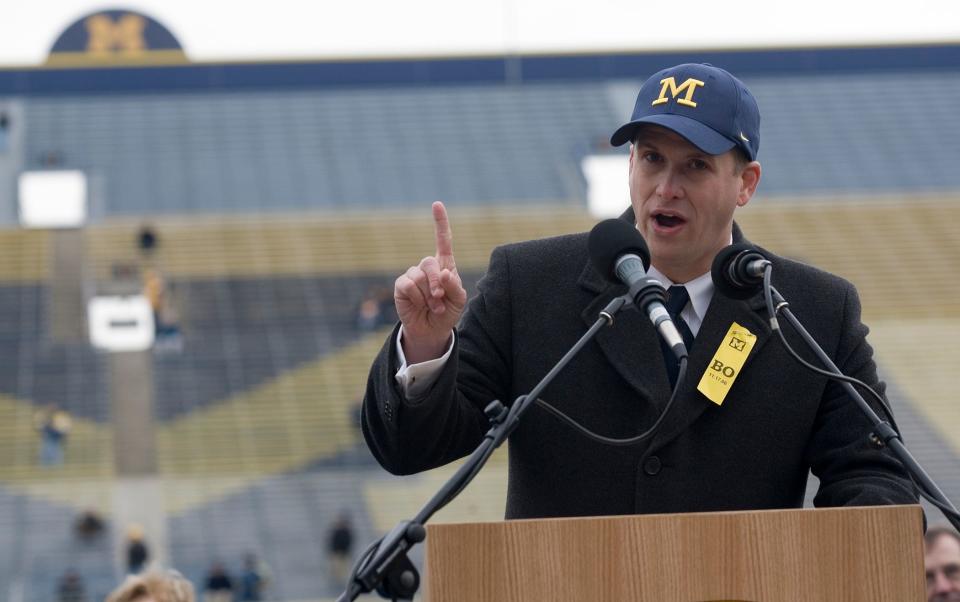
[610,63,760,161]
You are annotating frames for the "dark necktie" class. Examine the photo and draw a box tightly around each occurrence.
[661,285,695,388]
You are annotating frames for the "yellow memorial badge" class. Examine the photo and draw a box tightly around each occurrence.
[696,322,756,406]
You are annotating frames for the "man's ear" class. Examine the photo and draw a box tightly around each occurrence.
[737,161,761,207]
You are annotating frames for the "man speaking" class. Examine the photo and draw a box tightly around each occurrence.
[361,63,917,519]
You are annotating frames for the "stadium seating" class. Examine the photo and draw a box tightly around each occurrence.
[0,199,955,599]
[14,70,960,225]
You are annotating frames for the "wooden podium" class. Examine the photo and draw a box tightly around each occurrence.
[424,505,924,601]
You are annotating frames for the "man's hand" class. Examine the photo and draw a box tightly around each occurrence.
[394,201,467,363]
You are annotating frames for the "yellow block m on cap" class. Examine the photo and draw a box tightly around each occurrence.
[651,76,705,108]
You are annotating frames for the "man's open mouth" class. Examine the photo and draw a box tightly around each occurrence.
[653,213,686,228]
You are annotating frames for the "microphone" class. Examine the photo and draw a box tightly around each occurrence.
[588,219,688,360]
[711,243,771,300]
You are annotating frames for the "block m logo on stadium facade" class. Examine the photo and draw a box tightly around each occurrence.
[652,77,706,108]
[85,13,147,54]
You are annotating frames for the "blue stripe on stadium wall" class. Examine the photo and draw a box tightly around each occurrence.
[0,44,958,96]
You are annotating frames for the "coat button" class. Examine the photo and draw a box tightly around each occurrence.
[643,456,662,476]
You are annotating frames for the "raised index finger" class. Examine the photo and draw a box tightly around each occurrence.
[432,201,456,269]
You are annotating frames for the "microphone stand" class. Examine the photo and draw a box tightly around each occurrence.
[766,283,960,531]
[337,295,629,601]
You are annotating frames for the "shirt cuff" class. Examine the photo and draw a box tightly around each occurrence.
[394,326,455,399]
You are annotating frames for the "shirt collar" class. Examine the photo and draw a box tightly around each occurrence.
[645,265,713,324]
[639,232,733,324]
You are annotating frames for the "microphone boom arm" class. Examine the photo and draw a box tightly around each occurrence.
[764,278,960,531]
[338,295,630,601]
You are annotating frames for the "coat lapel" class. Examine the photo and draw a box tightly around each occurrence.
[578,261,674,405]
[646,284,772,454]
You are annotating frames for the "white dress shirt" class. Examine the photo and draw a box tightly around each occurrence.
[644,265,713,337]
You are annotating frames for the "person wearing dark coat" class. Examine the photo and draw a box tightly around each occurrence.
[204,562,234,602]
[328,514,355,587]
[362,63,917,520]
[125,525,149,574]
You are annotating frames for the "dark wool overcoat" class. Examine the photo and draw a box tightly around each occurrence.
[362,212,917,519]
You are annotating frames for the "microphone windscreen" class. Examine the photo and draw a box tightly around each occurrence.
[588,219,650,282]
[711,242,761,300]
